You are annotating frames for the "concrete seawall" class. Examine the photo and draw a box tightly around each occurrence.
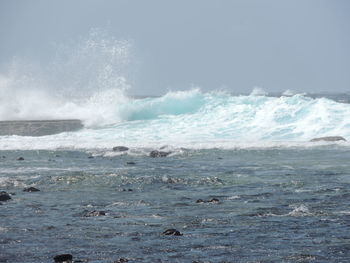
[0,120,83,136]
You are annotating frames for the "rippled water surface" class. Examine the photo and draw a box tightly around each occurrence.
[1,147,350,262]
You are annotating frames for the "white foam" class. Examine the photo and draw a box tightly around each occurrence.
[288,204,311,216]
[0,28,132,127]
[250,86,268,96]
[1,30,350,150]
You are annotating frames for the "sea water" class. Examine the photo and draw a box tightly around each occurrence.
[1,31,350,262]
[0,92,350,263]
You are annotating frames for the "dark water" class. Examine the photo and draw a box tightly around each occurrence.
[1,147,350,262]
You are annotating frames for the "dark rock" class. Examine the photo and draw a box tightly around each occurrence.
[17,157,24,161]
[53,254,73,263]
[150,150,171,158]
[310,136,346,142]
[122,188,133,192]
[126,161,136,165]
[113,146,129,152]
[163,228,183,236]
[23,187,40,192]
[196,198,219,203]
[55,154,61,157]
[83,210,106,217]
[208,198,220,203]
[0,192,11,201]
[88,156,94,159]
[114,258,129,263]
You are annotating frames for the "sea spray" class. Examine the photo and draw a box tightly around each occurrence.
[0,29,133,126]
[0,90,350,150]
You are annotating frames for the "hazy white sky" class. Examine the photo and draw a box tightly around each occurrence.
[0,0,349,95]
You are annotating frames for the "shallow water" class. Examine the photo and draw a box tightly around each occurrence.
[1,147,350,262]
[1,31,350,262]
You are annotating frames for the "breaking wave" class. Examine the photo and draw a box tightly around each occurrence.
[0,88,349,150]
[0,29,349,150]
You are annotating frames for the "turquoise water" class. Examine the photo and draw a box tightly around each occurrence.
[1,91,349,150]
[1,93,350,262]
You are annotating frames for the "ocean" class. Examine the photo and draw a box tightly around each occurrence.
[1,91,350,262]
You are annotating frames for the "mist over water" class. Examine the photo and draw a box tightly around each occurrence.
[0,29,132,126]
[0,29,349,150]
[1,19,350,262]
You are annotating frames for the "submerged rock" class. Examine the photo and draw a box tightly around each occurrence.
[310,136,346,142]
[150,150,171,158]
[163,228,183,236]
[0,192,11,202]
[113,146,129,152]
[114,258,129,263]
[126,161,136,165]
[23,187,40,192]
[17,157,24,161]
[53,254,73,263]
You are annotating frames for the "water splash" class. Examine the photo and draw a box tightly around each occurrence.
[0,28,132,126]
[1,89,350,150]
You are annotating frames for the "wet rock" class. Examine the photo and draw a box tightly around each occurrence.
[0,192,11,202]
[83,210,106,217]
[122,188,133,192]
[126,161,136,165]
[208,198,220,203]
[163,228,183,236]
[310,136,346,142]
[150,150,171,158]
[88,156,94,159]
[53,254,73,263]
[17,157,24,161]
[23,187,40,192]
[114,258,129,263]
[196,198,219,204]
[113,146,129,152]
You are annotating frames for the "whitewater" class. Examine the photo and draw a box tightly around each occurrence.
[0,29,349,150]
[1,30,350,263]
[0,88,349,150]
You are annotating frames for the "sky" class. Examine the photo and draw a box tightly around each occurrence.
[0,0,349,95]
